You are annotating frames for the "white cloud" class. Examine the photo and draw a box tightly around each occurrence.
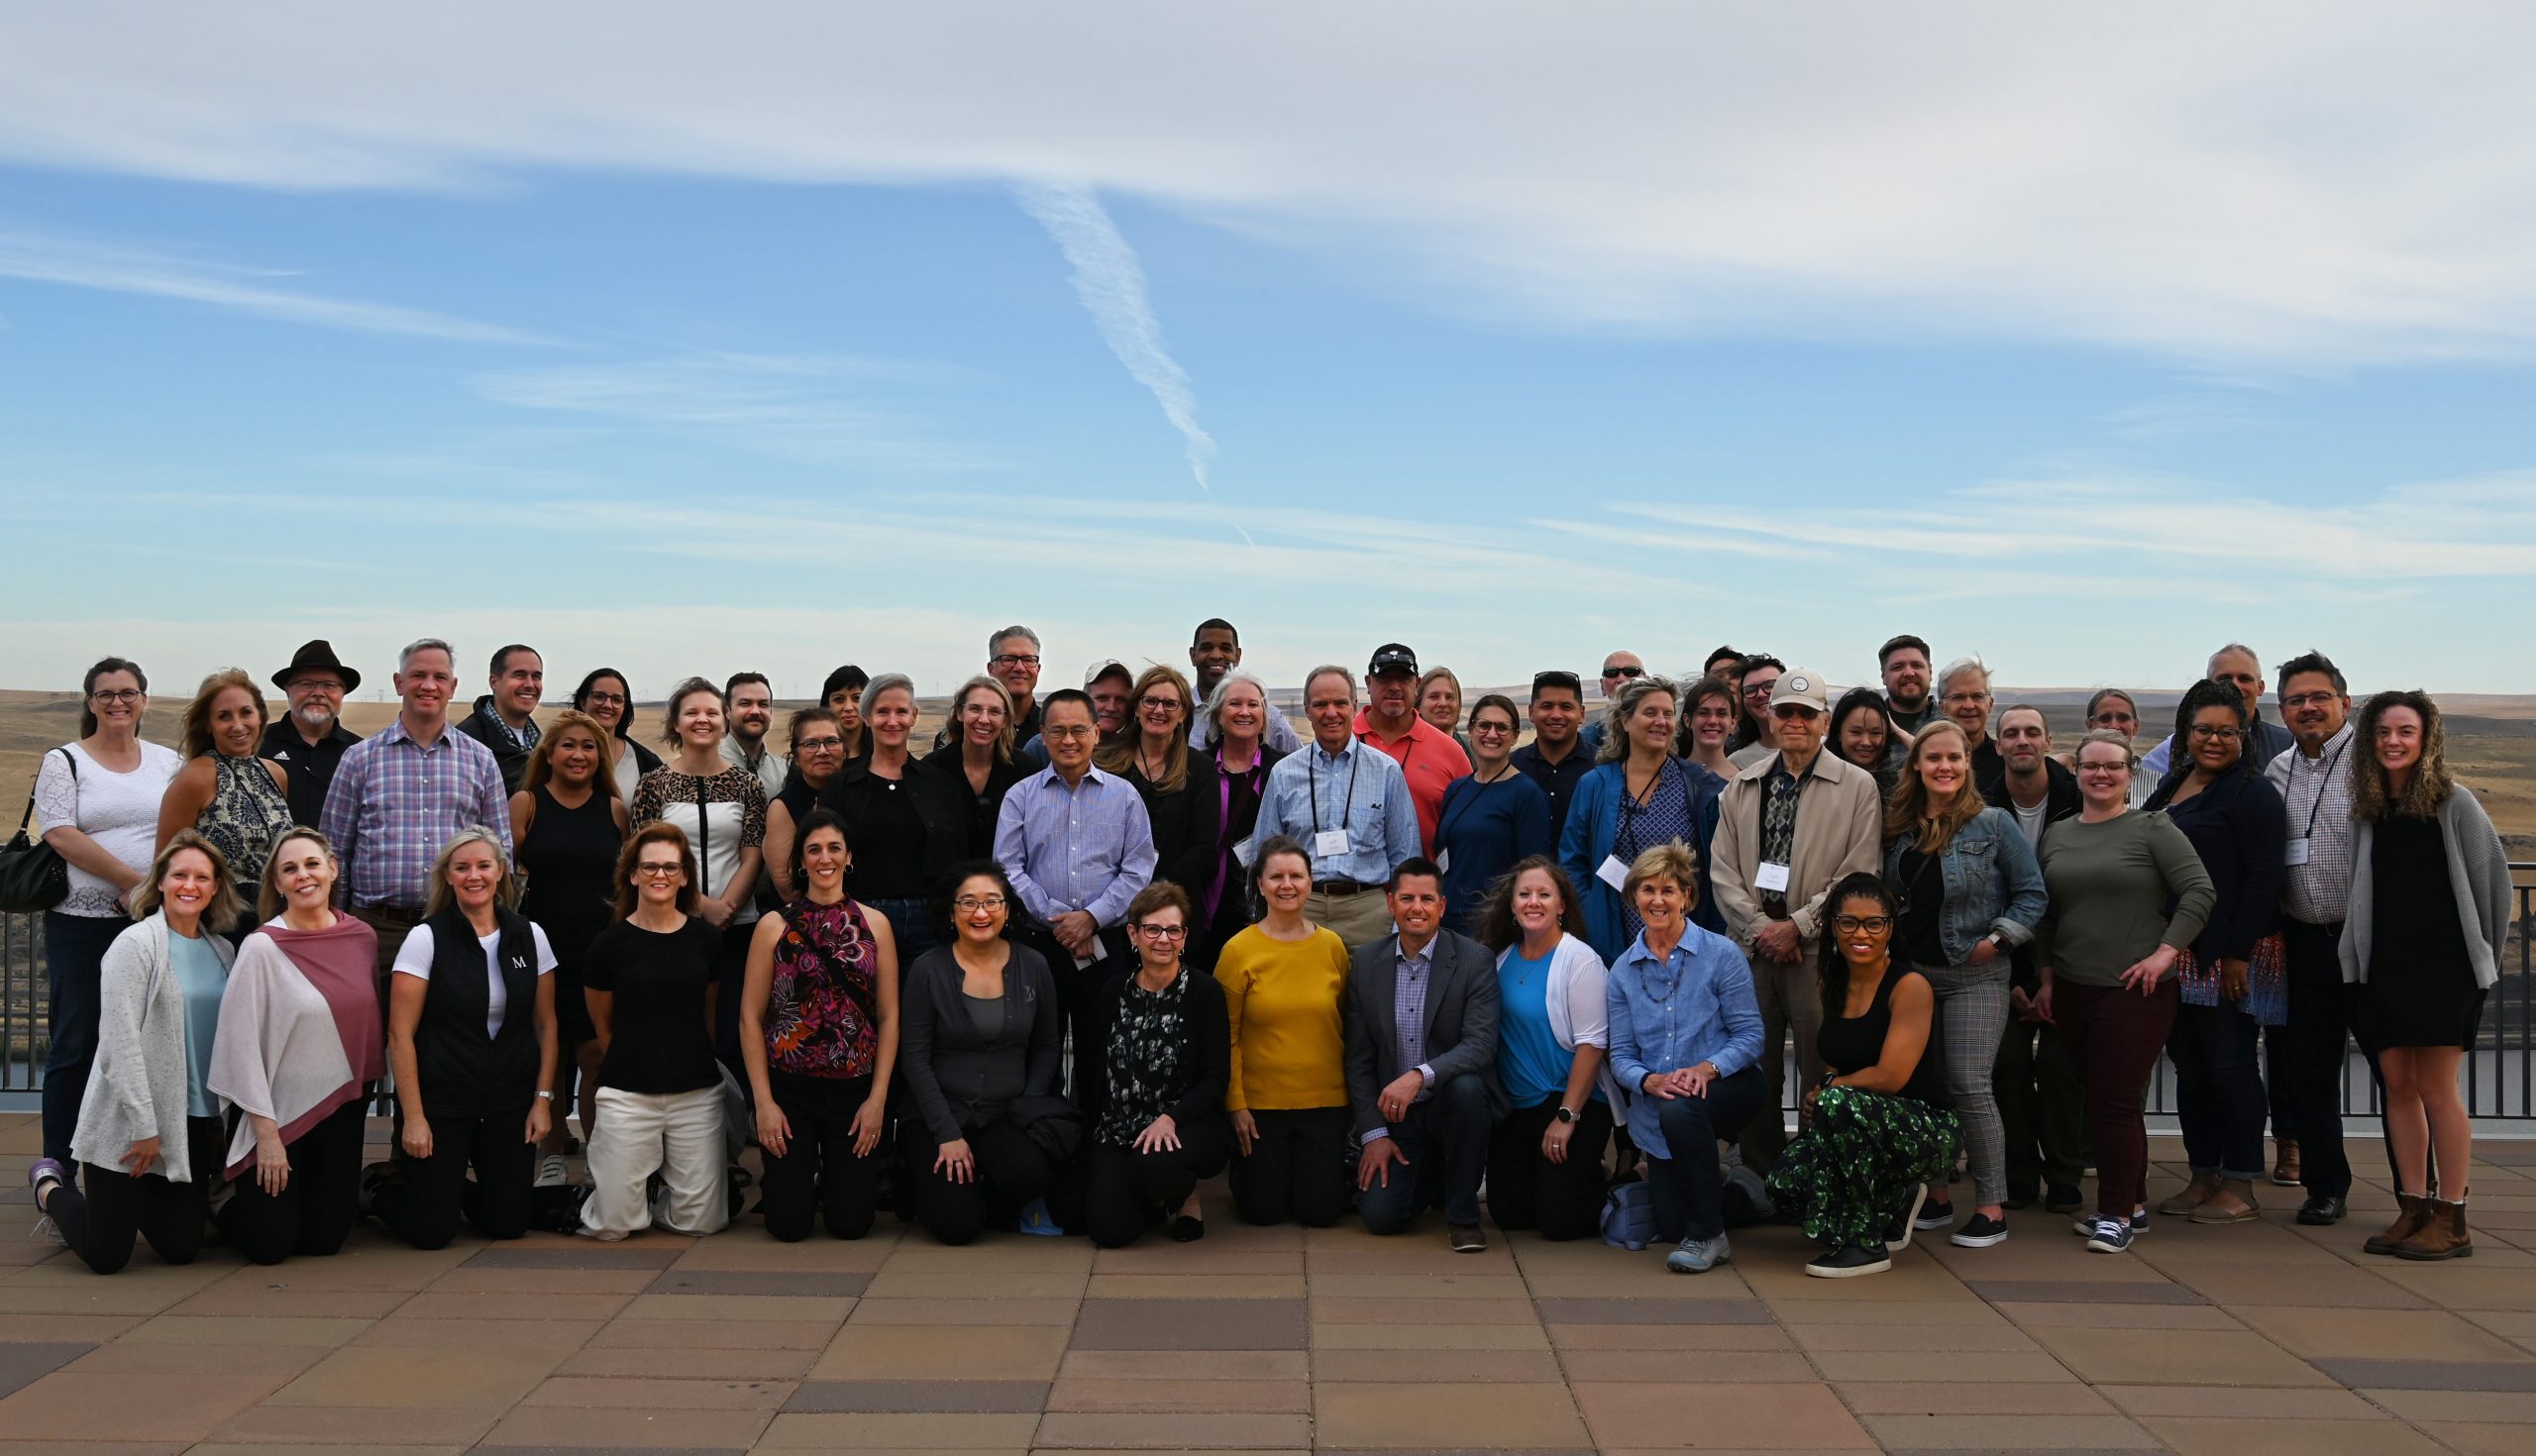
[3,6,2533,364]
[0,227,547,344]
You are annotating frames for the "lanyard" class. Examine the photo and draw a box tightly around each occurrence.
[2296,738,2350,841]
[1435,765,1513,850]
[1309,746,1362,836]
[1617,759,1672,860]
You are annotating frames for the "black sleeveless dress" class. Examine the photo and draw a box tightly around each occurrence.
[519,784,623,1043]
[1816,966,1952,1107]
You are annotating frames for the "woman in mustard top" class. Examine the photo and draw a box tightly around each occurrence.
[1215,835,1351,1226]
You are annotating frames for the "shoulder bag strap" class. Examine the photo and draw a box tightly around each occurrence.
[17,746,75,835]
[693,772,711,897]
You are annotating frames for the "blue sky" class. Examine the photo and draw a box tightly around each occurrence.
[3,6,2533,702]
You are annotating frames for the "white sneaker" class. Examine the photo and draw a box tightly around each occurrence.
[1665,1232,1732,1273]
[536,1154,570,1189]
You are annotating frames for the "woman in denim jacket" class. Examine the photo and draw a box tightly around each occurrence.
[1881,721,2046,1247]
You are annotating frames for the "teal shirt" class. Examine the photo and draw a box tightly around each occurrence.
[1496,949,1593,1107]
[168,930,228,1118]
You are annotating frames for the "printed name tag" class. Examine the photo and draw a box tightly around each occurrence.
[1755,862,1792,893]
[1596,855,1629,890]
[1435,848,1452,875]
[2284,838,2312,867]
[1315,828,1351,858]
[1075,935,1109,971]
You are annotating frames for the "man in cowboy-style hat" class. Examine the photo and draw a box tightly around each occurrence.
[260,640,364,829]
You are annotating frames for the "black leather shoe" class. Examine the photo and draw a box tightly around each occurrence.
[2296,1195,2348,1226]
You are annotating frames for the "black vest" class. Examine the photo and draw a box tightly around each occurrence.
[416,906,541,1118]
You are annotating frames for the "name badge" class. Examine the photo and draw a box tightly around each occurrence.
[1315,828,1351,858]
[1075,935,1109,971]
[1596,855,1630,890]
[1233,838,1258,869]
[2284,838,2312,867]
[1435,848,1452,875]
[1755,862,1793,893]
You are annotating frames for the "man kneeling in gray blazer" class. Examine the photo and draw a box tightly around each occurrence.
[1344,858,1504,1252]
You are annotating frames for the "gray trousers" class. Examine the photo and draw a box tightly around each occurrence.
[1916,959,2012,1206]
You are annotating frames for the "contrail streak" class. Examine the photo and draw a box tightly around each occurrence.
[1016,180,1253,546]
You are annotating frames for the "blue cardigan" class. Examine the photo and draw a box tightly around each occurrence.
[1557,758,1727,963]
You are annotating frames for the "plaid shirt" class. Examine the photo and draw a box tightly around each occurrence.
[2266,721,2357,925]
[1362,935,1437,1145]
[319,717,513,910]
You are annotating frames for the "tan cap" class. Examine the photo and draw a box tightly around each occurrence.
[1769,669,1830,713]
[1084,659,1132,688]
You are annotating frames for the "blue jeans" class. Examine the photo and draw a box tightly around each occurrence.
[2169,1002,2266,1180]
[1647,1065,1769,1241]
[865,896,940,963]
[1357,1074,1496,1232]
[42,911,126,1170]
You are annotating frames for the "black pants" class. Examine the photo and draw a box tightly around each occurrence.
[1084,1122,1232,1248]
[217,1096,370,1265]
[1357,1073,1496,1233]
[907,1116,1054,1246]
[49,1116,225,1275]
[1228,1106,1350,1228]
[1023,923,1131,1096]
[711,919,757,1080]
[2280,919,2354,1198]
[1488,1096,1614,1241]
[1646,1066,1769,1242]
[761,1071,884,1242]
[1997,1014,2084,1193]
[40,911,123,1170]
[371,1105,537,1250]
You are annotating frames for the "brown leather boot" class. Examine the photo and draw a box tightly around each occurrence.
[2158,1171,2222,1217]
[2364,1194,2430,1256]
[2393,1198,2473,1261]
[2191,1178,2262,1224]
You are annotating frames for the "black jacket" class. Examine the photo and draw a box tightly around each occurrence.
[898,942,1063,1143]
[1120,753,1221,903]
[1073,968,1230,1136]
[260,718,362,830]
[455,696,534,792]
[818,755,977,905]
[920,742,1028,860]
[1982,759,2080,990]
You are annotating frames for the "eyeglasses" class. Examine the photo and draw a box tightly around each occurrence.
[2076,760,2131,775]
[1133,923,1189,939]
[796,737,846,753]
[991,654,1041,669]
[89,688,142,704]
[954,894,1007,911]
[1138,695,1183,712]
[1042,724,1095,740]
[2186,725,2243,742]
[1832,915,1894,935]
[1603,666,1645,679]
[1942,691,1991,706]
[1471,721,1516,737]
[2281,691,2341,710]
[635,863,685,880]
[581,691,627,707]
[1741,681,1777,699]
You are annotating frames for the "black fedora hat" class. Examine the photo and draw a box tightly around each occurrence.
[271,640,362,694]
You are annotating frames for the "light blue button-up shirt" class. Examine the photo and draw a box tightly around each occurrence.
[1247,736,1421,887]
[1604,924,1763,1160]
[992,764,1157,931]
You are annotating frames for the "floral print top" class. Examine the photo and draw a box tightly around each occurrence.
[765,897,882,1080]
[1097,967,1190,1148]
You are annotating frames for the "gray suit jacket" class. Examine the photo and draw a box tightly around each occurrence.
[1342,928,1504,1140]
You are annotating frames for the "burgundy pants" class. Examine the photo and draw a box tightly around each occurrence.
[2054,978,2179,1219]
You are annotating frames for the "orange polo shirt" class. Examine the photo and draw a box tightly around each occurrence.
[1352,710,1470,856]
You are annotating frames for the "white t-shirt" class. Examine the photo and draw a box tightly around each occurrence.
[2011,797,2051,852]
[392,921,558,1039]
[33,741,183,917]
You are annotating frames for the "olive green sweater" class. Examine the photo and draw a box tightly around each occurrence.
[2034,811,2215,988]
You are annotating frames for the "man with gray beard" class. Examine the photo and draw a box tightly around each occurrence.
[261,639,364,829]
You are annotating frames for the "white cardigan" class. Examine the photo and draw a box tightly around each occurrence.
[71,912,233,1184]
[1499,933,1626,1113]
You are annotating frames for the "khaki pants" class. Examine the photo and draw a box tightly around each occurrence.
[582,1086,728,1238]
[1740,942,1825,1174]
[1306,888,1394,950]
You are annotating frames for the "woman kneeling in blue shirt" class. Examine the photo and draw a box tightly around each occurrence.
[1477,858,1617,1241]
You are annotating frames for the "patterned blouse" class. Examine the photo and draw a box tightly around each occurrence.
[632,766,769,920]
[1097,968,1191,1148]
[196,753,297,886]
[766,897,883,1080]
[1613,756,1696,948]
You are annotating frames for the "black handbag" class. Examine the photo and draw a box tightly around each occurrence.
[0,748,73,914]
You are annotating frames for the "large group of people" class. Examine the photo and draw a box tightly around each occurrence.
[17,622,2515,1283]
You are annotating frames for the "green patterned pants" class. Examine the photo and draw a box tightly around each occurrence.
[1765,1086,1960,1249]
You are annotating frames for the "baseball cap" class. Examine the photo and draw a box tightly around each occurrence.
[1084,659,1132,688]
[1769,669,1830,713]
[1368,643,1419,676]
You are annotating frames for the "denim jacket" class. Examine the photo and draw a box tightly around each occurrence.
[1883,806,2046,968]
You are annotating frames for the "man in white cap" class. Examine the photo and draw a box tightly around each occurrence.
[1709,667,1884,1173]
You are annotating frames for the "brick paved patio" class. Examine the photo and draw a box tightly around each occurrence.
[5,1111,2536,1455]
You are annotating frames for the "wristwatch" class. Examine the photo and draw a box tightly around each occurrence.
[534,1091,556,1101]
[1554,1106,1581,1124]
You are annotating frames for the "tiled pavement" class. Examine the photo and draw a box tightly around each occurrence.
[6,1112,2536,1455]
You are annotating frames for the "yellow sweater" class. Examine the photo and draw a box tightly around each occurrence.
[1215,924,1350,1112]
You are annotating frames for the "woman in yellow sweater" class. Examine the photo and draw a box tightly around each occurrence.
[1215,835,1352,1226]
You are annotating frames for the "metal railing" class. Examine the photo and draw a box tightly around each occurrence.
[7,876,2535,1117]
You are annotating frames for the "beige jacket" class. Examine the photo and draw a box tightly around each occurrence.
[1710,749,1884,954]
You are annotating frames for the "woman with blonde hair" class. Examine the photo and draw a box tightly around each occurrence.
[1097,666,1221,907]
[156,669,295,895]
[924,675,1027,857]
[210,827,385,1263]
[26,831,242,1273]
[1880,719,2044,1247]
[2344,690,2512,1261]
[369,827,558,1248]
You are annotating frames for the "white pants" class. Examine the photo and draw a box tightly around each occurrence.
[582,1086,728,1238]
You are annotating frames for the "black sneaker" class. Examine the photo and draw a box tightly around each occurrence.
[2085,1216,2134,1254]
[1448,1222,1486,1253]
[1952,1212,2008,1248]
[2003,1183,2038,1210]
[1912,1196,1955,1231]
[1806,1244,1894,1279]
[2044,1184,2084,1215]
[357,1160,394,1218]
